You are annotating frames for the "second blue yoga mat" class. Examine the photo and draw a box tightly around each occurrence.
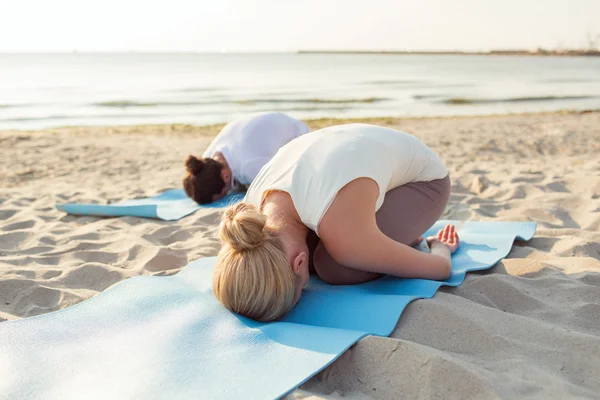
[56,189,245,220]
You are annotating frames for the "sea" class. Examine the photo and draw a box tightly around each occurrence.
[1,53,599,130]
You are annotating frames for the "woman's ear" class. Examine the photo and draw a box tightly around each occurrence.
[292,252,307,275]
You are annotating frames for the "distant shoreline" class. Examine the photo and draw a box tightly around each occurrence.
[5,109,597,134]
[1,50,599,57]
[297,49,600,57]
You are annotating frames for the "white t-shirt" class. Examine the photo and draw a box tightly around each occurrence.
[244,123,448,235]
[203,112,310,187]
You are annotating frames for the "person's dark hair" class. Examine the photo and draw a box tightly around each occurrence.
[183,155,225,204]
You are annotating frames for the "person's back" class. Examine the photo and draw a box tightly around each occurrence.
[203,112,310,186]
[184,112,309,204]
[245,123,448,232]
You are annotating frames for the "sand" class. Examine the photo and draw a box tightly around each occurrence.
[1,110,599,399]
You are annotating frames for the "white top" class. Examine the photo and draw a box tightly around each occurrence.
[203,112,310,187]
[244,123,448,235]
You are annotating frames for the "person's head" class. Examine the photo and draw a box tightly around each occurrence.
[213,203,310,321]
[183,155,232,204]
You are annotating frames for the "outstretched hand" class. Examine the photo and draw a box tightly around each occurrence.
[426,224,460,254]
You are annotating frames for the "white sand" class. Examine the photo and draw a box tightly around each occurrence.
[1,111,599,398]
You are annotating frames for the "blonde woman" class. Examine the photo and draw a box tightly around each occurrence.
[213,123,459,321]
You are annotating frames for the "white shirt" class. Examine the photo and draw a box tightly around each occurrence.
[203,112,310,187]
[244,123,448,235]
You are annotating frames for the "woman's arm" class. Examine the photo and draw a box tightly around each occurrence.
[318,178,454,281]
[322,223,452,281]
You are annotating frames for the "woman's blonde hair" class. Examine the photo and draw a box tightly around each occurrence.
[213,203,296,322]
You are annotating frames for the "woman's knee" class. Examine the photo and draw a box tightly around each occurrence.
[312,242,337,280]
[313,242,381,285]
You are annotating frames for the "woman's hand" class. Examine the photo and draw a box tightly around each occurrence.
[426,224,459,254]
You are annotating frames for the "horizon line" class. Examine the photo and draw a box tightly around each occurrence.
[0,47,597,56]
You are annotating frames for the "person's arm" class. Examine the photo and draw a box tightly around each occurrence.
[318,179,456,281]
[321,225,453,281]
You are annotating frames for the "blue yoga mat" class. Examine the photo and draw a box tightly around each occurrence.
[56,189,245,220]
[0,220,535,400]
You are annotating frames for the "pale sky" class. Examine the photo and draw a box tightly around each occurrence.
[0,0,598,52]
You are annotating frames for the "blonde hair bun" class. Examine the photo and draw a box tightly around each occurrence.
[220,203,268,252]
[214,202,296,321]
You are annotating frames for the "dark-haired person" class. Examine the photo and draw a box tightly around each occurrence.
[183,112,310,204]
[212,123,457,322]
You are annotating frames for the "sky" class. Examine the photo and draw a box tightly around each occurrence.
[0,0,598,52]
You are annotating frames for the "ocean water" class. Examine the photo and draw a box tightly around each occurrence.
[1,53,599,130]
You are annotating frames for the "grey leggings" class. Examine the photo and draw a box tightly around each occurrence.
[310,175,452,285]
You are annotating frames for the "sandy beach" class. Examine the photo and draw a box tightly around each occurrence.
[1,110,599,398]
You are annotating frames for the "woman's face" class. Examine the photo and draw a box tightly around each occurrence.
[212,167,233,202]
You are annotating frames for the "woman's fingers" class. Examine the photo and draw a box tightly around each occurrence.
[435,225,459,248]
